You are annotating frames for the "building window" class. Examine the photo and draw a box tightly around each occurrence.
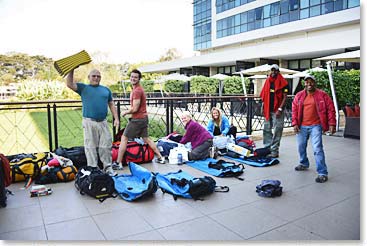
[194,0,212,51]
[215,0,359,39]
[289,60,299,69]
[300,59,311,69]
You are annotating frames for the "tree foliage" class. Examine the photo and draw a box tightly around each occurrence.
[159,48,181,62]
[164,80,186,92]
[311,70,360,108]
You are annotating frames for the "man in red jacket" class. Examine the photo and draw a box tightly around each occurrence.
[260,64,289,158]
[292,74,336,183]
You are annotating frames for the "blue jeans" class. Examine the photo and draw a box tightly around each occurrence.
[296,125,328,176]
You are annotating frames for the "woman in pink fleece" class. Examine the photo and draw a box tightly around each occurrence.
[180,111,213,160]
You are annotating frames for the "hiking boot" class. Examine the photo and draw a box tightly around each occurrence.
[104,165,117,177]
[295,164,308,171]
[155,156,166,164]
[315,175,328,183]
[112,161,123,170]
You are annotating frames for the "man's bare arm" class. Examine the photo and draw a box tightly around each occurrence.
[66,70,77,91]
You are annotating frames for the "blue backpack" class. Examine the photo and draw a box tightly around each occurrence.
[155,170,229,200]
[113,162,157,201]
[256,180,283,197]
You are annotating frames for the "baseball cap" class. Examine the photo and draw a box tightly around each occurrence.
[304,74,316,81]
[270,64,279,71]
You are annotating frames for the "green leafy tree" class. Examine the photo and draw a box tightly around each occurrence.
[164,80,185,92]
[223,76,249,94]
[158,48,181,62]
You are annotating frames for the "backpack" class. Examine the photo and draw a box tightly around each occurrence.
[6,152,48,183]
[156,170,229,200]
[113,162,157,201]
[235,136,256,151]
[256,180,283,197]
[74,166,117,202]
[122,141,155,165]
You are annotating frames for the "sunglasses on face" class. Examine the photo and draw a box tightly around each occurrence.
[91,75,101,78]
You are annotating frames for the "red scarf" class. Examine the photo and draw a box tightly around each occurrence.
[260,73,288,120]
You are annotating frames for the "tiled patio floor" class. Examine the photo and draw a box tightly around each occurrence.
[0,134,360,241]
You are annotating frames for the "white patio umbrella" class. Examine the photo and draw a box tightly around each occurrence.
[155,73,191,97]
[293,67,327,78]
[313,50,360,131]
[210,73,229,96]
[314,50,360,63]
[238,64,299,75]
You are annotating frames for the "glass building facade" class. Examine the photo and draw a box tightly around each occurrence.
[216,0,360,39]
[194,0,212,51]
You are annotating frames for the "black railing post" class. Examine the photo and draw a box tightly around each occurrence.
[169,100,174,134]
[166,99,170,136]
[113,100,121,137]
[246,97,253,135]
[47,104,53,152]
[53,103,58,149]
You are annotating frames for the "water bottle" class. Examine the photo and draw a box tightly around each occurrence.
[177,153,183,165]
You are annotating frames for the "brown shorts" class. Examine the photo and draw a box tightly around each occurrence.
[124,117,148,138]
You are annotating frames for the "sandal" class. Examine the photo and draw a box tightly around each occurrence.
[315,175,328,183]
[295,165,308,171]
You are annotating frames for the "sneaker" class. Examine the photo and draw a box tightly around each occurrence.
[155,156,166,164]
[315,175,328,183]
[112,162,123,170]
[295,164,308,171]
[104,165,117,177]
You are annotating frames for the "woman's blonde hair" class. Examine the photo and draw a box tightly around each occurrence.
[211,107,222,127]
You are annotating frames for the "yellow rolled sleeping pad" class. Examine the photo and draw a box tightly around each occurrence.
[54,50,92,77]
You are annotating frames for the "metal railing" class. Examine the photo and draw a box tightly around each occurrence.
[0,95,294,155]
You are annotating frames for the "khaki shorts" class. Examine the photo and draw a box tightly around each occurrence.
[124,117,148,138]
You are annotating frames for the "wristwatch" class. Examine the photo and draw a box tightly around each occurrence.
[278,107,283,112]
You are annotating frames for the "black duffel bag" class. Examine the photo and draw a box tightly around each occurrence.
[75,166,116,202]
[54,146,88,169]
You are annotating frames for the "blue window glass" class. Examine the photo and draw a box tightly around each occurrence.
[310,0,321,6]
[300,8,309,18]
[217,21,222,30]
[290,0,299,10]
[241,12,248,23]
[310,5,321,16]
[255,7,263,20]
[322,2,334,14]
[280,13,290,23]
[271,2,280,16]
[235,26,241,34]
[264,18,271,27]
[248,22,255,31]
[264,5,271,18]
[235,0,241,7]
[241,0,248,4]
[248,9,255,22]
[271,16,280,25]
[240,23,248,32]
[281,0,289,14]
[223,29,228,36]
[255,20,263,29]
[300,0,309,8]
[235,14,241,25]
[334,0,346,10]
[290,10,300,20]
[348,0,359,8]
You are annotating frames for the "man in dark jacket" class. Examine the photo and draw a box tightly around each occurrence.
[292,74,336,183]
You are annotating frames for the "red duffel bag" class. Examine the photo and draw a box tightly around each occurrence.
[112,141,154,165]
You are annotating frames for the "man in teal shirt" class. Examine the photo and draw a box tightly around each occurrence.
[66,68,119,176]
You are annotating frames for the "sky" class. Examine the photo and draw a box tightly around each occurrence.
[0,0,195,64]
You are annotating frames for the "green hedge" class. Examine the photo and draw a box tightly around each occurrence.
[310,70,360,108]
[164,79,185,92]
